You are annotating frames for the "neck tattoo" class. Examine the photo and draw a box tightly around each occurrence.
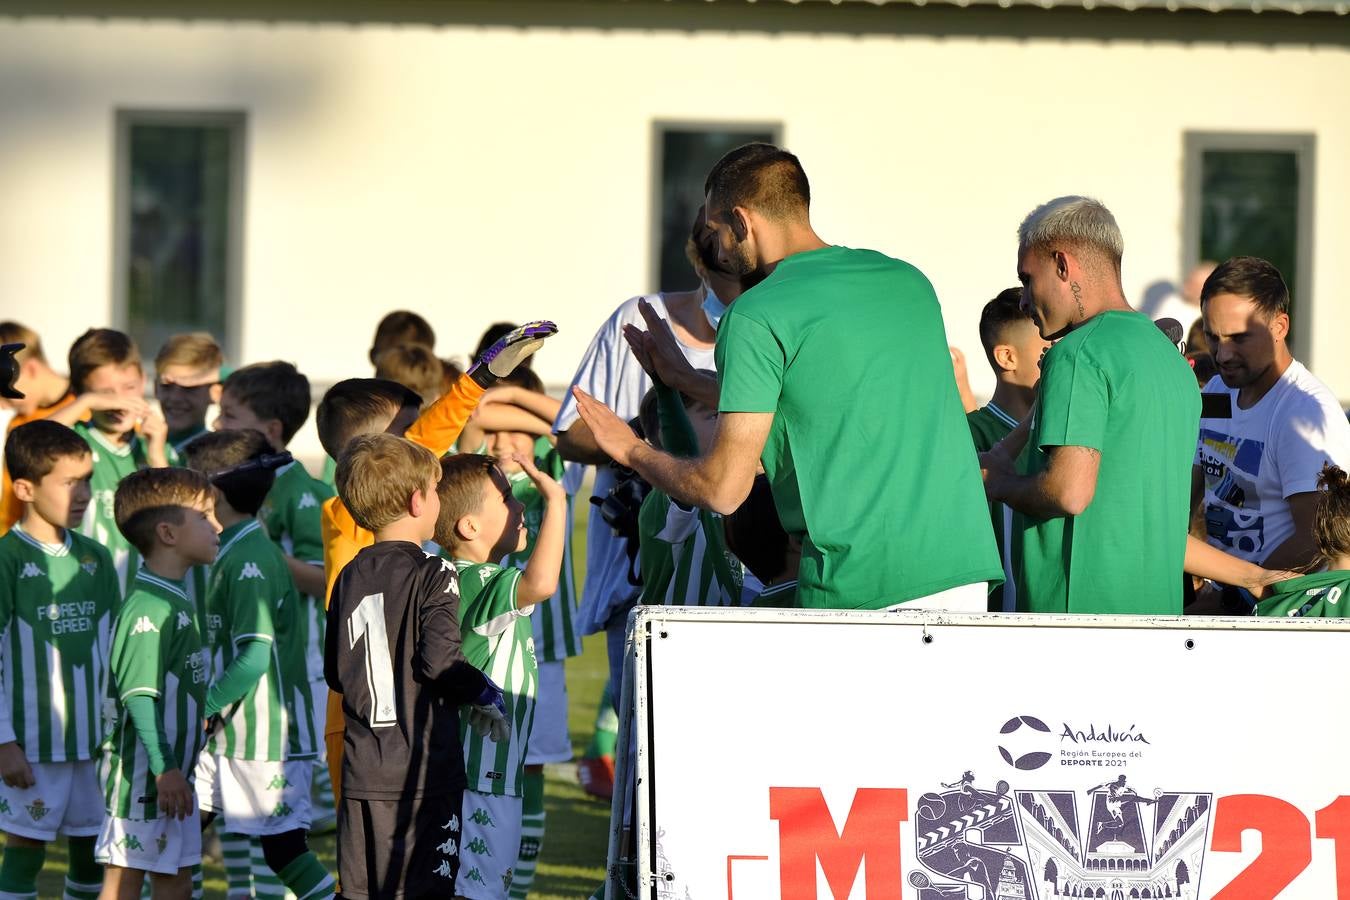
[1070,281,1085,320]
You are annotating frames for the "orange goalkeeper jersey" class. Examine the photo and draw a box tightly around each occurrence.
[322,372,485,799]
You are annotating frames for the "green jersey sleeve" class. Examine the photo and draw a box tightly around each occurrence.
[715,310,783,415]
[1036,345,1109,452]
[111,595,174,700]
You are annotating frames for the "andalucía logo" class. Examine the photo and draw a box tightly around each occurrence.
[998,715,1053,771]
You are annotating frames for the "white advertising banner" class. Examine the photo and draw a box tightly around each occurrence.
[631,608,1350,900]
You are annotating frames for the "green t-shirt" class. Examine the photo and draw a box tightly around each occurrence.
[716,245,1003,609]
[502,442,581,662]
[637,491,743,606]
[1256,570,1350,618]
[452,560,537,798]
[0,526,118,761]
[968,403,1018,613]
[261,462,335,684]
[203,520,319,761]
[99,570,209,819]
[1013,312,1200,615]
[74,423,159,594]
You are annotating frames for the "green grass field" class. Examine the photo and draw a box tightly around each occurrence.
[37,514,612,897]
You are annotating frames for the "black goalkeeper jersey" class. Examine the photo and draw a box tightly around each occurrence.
[325,540,489,799]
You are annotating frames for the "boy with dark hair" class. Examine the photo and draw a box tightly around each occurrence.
[98,467,217,899]
[724,474,801,608]
[153,334,224,456]
[67,328,171,591]
[317,322,556,801]
[183,431,332,900]
[434,449,564,900]
[368,311,436,368]
[0,421,119,900]
[374,344,446,410]
[326,434,503,899]
[967,288,1049,612]
[216,360,338,841]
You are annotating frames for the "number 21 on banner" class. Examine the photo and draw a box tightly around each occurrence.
[1211,794,1350,897]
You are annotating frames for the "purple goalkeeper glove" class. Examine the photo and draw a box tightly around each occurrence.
[467,678,510,743]
[468,321,558,389]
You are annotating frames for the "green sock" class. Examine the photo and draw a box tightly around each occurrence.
[509,769,546,899]
[278,851,336,900]
[62,836,101,900]
[0,841,44,900]
[250,838,286,899]
[585,681,619,758]
[220,831,252,897]
[191,864,203,900]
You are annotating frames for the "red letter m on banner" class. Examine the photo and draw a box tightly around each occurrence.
[769,787,908,900]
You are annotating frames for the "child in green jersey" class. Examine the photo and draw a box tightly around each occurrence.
[98,467,217,899]
[1258,464,1350,618]
[215,360,339,868]
[635,381,744,607]
[434,452,565,900]
[0,421,119,900]
[183,431,334,900]
[152,334,223,457]
[68,329,172,593]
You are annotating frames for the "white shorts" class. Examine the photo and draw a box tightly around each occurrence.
[454,790,523,899]
[193,754,313,835]
[95,800,202,875]
[885,581,990,613]
[0,759,103,841]
[524,660,571,765]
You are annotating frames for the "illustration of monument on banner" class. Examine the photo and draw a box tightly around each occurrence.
[909,771,1211,899]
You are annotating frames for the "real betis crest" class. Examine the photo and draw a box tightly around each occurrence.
[25,799,49,821]
[156,833,168,855]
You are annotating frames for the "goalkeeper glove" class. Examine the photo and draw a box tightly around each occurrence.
[467,678,510,743]
[468,321,558,388]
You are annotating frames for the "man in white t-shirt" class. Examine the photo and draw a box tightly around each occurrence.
[1193,256,1350,609]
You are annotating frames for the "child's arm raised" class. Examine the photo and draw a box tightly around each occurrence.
[514,453,566,608]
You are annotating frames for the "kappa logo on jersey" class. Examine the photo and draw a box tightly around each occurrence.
[115,834,144,852]
[267,774,292,790]
[470,808,495,827]
[443,814,460,832]
[176,611,192,630]
[130,616,159,635]
[435,859,455,878]
[297,492,318,510]
[238,562,264,581]
[18,562,42,579]
[467,836,491,856]
[478,567,494,586]
[437,837,458,855]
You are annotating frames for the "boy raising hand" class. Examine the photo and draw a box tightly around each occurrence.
[434,452,565,900]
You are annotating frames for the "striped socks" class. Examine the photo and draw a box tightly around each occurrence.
[509,767,546,899]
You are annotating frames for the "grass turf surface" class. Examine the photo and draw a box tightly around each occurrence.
[37,512,611,897]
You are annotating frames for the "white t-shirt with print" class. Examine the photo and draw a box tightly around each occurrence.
[1196,360,1350,563]
[554,294,717,634]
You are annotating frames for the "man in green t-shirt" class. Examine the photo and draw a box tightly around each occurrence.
[572,143,1002,611]
[967,288,1050,612]
[982,196,1200,615]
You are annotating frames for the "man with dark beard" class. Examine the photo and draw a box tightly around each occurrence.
[574,143,1002,611]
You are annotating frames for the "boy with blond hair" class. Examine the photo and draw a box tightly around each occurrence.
[0,421,120,900]
[184,431,331,900]
[435,451,565,899]
[153,333,224,456]
[97,467,217,899]
[326,434,502,899]
[68,329,171,591]
[317,322,555,799]
[374,344,446,410]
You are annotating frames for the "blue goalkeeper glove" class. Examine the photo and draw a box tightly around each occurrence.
[467,678,510,743]
[468,321,558,389]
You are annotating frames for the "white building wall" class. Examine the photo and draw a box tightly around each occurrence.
[1,9,1347,463]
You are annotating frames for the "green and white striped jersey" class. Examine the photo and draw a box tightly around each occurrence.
[203,520,318,762]
[260,462,334,684]
[99,569,209,819]
[73,423,177,594]
[453,561,537,798]
[0,525,118,762]
[502,444,581,662]
[637,491,744,607]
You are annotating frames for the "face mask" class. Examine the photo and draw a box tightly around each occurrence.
[702,288,729,330]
